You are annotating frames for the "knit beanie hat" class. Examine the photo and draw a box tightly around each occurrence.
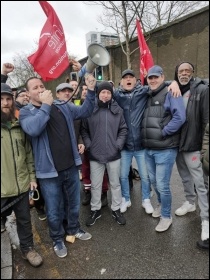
[97,81,113,97]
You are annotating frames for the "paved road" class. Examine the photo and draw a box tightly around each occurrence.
[5,165,209,279]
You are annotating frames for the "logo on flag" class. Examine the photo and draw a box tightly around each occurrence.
[28,1,69,81]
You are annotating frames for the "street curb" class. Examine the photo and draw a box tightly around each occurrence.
[1,230,13,279]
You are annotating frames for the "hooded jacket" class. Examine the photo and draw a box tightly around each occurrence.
[81,99,128,163]
[174,62,209,151]
[178,77,209,151]
[1,120,36,198]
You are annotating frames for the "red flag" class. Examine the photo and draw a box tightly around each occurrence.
[28,1,69,81]
[136,19,154,85]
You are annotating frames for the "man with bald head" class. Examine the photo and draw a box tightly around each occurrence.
[174,62,209,247]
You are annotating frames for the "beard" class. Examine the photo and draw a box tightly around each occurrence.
[1,103,15,123]
[178,75,193,85]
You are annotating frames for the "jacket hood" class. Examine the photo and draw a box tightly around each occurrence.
[93,99,122,115]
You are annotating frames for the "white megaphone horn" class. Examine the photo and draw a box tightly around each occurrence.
[85,43,110,73]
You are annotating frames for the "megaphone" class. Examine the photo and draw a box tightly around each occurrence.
[85,43,110,73]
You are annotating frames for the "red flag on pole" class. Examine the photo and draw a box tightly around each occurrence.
[28,1,69,81]
[136,19,154,85]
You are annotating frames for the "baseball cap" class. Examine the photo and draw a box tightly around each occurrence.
[1,83,13,96]
[56,83,74,92]
[147,65,163,78]
[121,69,135,78]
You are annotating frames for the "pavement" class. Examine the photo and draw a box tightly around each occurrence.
[1,161,209,279]
[1,227,13,279]
[0,161,139,279]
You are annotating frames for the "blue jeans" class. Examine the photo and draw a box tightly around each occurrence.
[120,149,151,202]
[39,165,80,243]
[145,148,178,218]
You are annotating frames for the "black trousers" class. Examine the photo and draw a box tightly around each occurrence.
[1,191,34,252]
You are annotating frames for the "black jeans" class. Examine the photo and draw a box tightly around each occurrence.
[1,191,33,252]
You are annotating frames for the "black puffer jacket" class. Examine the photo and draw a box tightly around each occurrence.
[179,77,209,152]
[81,99,128,163]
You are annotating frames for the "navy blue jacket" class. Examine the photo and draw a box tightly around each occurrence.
[114,81,149,151]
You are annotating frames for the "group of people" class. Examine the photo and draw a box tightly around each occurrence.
[1,59,209,269]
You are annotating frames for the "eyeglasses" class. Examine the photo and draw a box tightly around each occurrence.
[18,94,28,98]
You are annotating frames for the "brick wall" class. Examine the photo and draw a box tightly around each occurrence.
[107,6,209,84]
[47,6,209,90]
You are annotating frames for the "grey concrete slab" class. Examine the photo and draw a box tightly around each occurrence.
[1,230,12,279]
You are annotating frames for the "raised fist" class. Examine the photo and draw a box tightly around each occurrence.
[2,63,14,75]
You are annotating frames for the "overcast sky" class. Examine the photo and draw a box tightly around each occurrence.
[1,1,110,67]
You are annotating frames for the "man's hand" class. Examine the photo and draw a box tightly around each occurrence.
[168,81,181,97]
[78,144,85,154]
[29,181,37,190]
[2,63,14,75]
[71,59,82,72]
[85,74,96,91]
[39,90,54,105]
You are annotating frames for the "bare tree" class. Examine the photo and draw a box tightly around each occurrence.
[6,52,40,88]
[83,1,209,69]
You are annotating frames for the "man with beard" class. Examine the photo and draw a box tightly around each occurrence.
[174,62,209,247]
[1,83,43,267]
[14,88,30,118]
[1,63,46,221]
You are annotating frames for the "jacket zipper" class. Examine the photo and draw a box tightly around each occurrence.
[9,129,21,195]
[15,139,19,156]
